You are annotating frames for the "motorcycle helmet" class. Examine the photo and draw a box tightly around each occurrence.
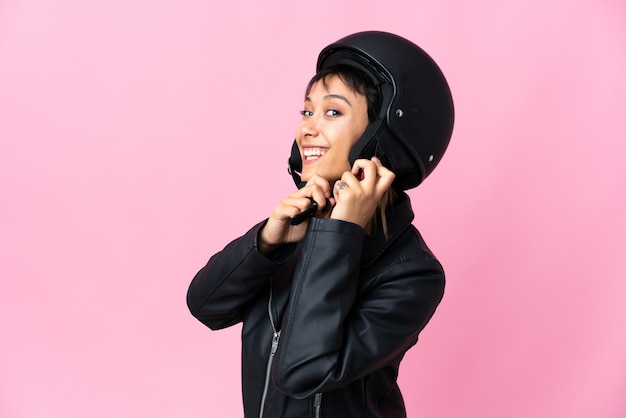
[288,31,454,190]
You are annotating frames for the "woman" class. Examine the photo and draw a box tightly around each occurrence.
[187,31,454,417]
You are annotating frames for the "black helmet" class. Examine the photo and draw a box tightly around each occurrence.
[288,31,454,190]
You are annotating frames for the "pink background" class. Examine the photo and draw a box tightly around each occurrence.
[1,1,625,417]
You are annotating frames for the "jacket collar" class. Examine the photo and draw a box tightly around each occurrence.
[361,192,414,269]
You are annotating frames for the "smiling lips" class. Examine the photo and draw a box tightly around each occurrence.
[303,147,328,161]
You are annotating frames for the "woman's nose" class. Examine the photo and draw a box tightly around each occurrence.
[300,116,319,137]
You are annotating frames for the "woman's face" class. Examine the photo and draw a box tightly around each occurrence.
[296,74,369,183]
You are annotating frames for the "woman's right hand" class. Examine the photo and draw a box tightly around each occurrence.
[257,174,334,255]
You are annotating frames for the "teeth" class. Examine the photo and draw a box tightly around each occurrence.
[304,148,327,160]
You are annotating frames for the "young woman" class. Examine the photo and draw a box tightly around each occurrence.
[187,31,454,418]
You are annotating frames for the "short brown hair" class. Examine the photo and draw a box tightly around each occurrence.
[305,65,381,123]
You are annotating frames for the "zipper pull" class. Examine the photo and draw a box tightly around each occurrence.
[271,330,281,355]
[314,393,322,418]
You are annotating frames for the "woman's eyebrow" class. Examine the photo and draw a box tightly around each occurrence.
[304,94,353,106]
[324,94,352,106]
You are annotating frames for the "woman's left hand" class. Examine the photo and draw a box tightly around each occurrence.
[330,157,395,229]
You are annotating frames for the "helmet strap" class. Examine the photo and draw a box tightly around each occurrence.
[348,119,385,165]
[287,140,306,188]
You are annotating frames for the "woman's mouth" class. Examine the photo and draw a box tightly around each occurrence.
[303,147,328,161]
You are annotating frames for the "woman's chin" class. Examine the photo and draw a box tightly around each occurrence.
[300,168,315,183]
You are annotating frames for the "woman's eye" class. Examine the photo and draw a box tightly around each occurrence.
[299,108,341,117]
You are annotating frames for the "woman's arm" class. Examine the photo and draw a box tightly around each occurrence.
[187,220,289,330]
[272,218,445,398]
[187,172,334,331]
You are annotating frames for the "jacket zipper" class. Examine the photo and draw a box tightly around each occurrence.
[314,392,323,418]
[259,277,281,418]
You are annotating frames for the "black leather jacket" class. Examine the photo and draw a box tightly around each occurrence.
[187,193,445,417]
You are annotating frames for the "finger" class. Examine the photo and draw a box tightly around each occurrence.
[350,159,378,187]
[339,170,362,191]
[358,157,395,186]
[276,196,316,219]
[372,157,395,179]
[287,183,325,209]
[351,158,375,174]
[289,197,319,225]
[334,180,349,195]
[375,164,394,181]
[303,174,332,199]
[373,166,395,195]
[300,183,331,214]
[350,158,396,198]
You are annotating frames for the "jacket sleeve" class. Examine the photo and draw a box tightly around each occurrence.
[272,217,445,399]
[187,220,291,330]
